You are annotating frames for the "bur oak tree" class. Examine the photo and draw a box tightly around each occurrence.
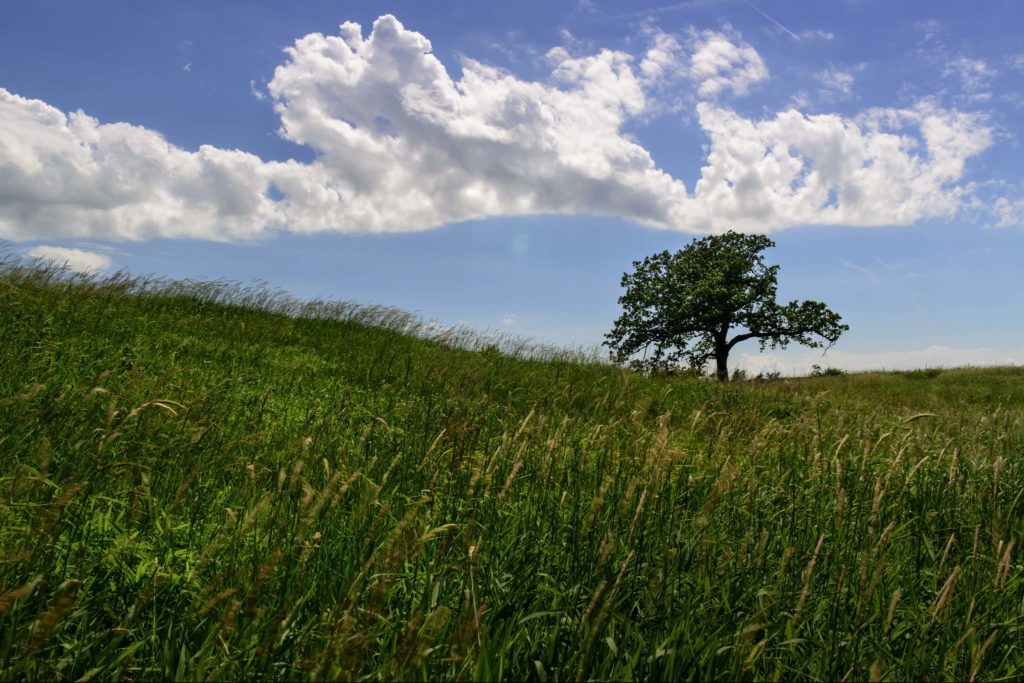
[605,231,848,381]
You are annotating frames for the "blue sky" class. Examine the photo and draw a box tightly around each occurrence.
[2,0,1022,374]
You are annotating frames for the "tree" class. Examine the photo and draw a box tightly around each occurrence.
[604,231,848,381]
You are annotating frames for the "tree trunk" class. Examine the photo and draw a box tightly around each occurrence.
[715,346,729,382]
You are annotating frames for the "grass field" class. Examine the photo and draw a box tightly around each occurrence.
[1,257,1022,681]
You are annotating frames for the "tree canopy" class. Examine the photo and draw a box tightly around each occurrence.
[604,231,848,381]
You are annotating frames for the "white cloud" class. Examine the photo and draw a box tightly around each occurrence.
[943,57,995,92]
[574,0,599,15]
[796,29,834,41]
[501,313,519,326]
[25,245,112,273]
[735,344,1023,376]
[787,90,812,109]
[638,27,684,85]
[266,16,680,232]
[556,27,592,56]
[793,64,866,108]
[684,28,768,98]
[815,65,855,99]
[915,19,944,43]
[0,87,291,241]
[992,196,1024,227]
[688,101,992,230]
[249,79,266,101]
[0,15,999,241]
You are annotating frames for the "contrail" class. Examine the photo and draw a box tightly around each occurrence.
[600,0,713,21]
[742,0,801,40]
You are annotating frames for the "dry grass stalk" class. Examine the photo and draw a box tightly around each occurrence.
[931,565,960,620]
[883,588,902,636]
[575,551,635,682]
[792,534,826,626]
[946,447,960,484]
[626,488,649,544]
[496,454,525,505]
[857,523,896,621]
[938,533,956,574]
[27,579,81,654]
[901,454,930,493]
[994,540,1014,590]
[870,478,885,527]
[993,456,1004,499]
[969,630,999,682]
[777,546,795,580]
[743,637,768,669]
[584,476,615,532]
[201,588,239,616]
[0,577,43,616]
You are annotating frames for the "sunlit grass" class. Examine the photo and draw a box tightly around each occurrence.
[1,256,1022,680]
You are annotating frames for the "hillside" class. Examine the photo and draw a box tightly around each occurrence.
[1,260,1022,681]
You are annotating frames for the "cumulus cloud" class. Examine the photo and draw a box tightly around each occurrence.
[25,245,111,273]
[0,88,293,241]
[638,27,684,86]
[688,101,992,230]
[266,16,684,232]
[0,15,999,241]
[684,28,768,98]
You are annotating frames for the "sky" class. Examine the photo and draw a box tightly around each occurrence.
[1,0,1022,375]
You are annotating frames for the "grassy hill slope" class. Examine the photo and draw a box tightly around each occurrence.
[1,259,1022,680]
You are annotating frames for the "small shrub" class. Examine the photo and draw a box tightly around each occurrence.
[755,370,782,381]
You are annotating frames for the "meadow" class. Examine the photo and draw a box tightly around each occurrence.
[1,257,1022,681]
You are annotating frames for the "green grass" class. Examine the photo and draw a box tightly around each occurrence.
[1,257,1022,681]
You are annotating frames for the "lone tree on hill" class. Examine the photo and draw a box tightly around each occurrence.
[604,231,848,381]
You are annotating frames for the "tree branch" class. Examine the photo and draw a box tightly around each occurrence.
[727,322,840,351]
[726,331,758,350]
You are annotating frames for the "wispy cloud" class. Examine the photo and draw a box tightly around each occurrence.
[912,19,948,64]
[796,29,834,41]
[602,0,722,21]
[840,259,879,283]
[943,56,995,92]
[914,19,944,43]
[992,196,1024,227]
[249,79,266,101]
[815,64,857,100]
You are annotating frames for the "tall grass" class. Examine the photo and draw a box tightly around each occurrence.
[1,257,1022,680]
